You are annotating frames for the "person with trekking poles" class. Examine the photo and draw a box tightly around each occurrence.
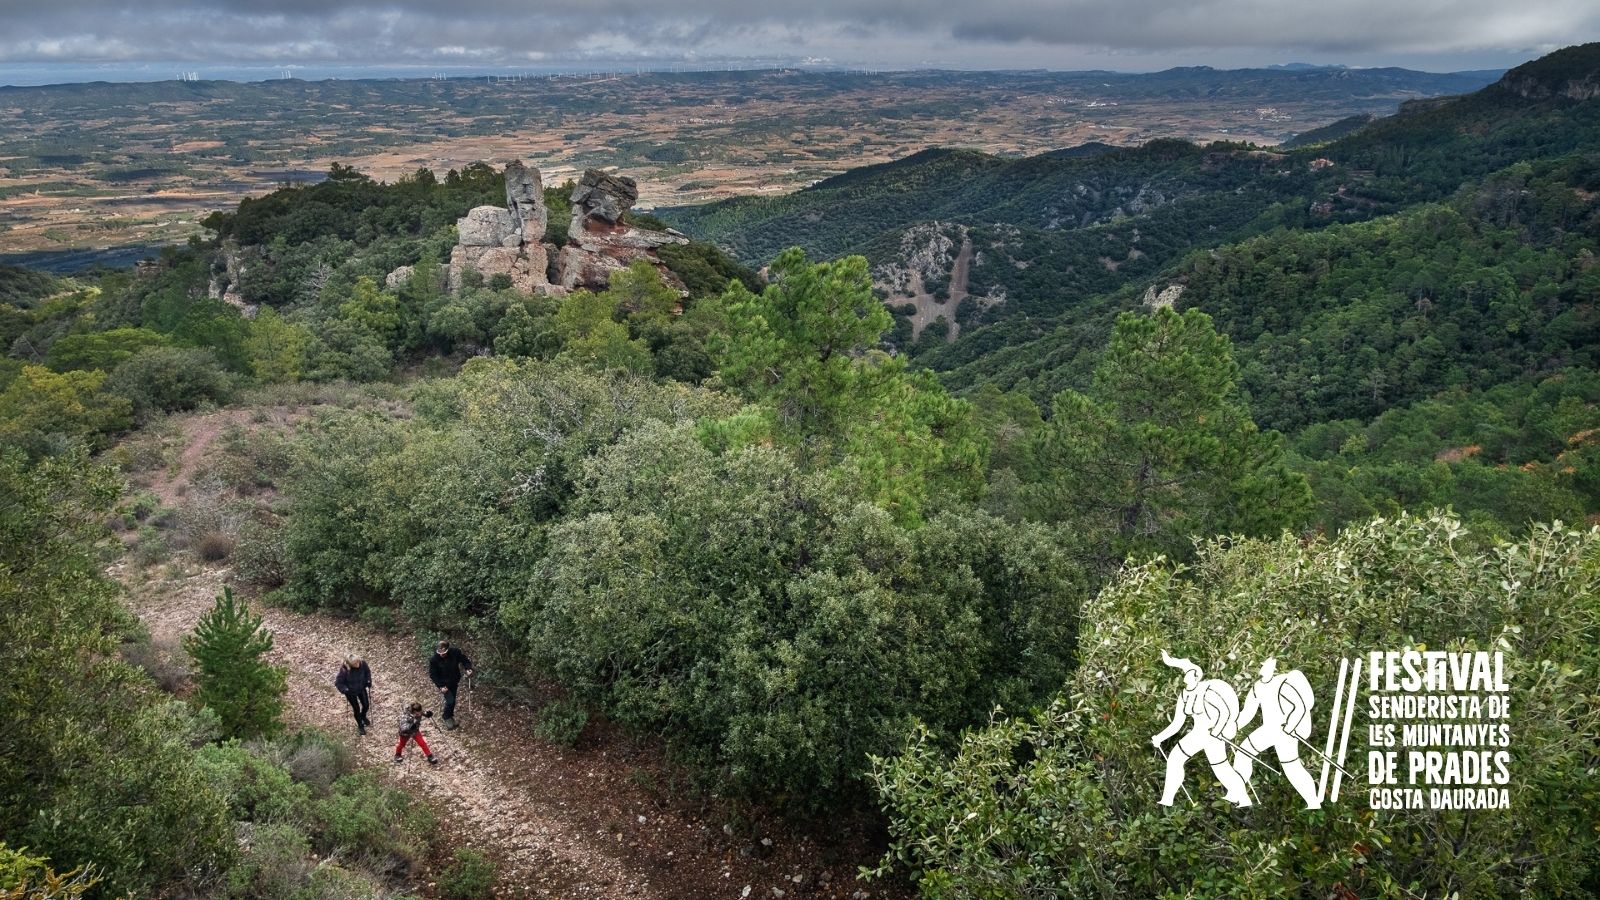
[428,639,474,730]
[335,655,373,735]
[395,702,438,765]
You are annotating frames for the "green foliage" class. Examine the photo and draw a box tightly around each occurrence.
[0,365,131,457]
[871,513,1600,897]
[206,161,501,248]
[191,727,422,899]
[717,248,985,523]
[506,420,1081,804]
[437,848,497,900]
[719,248,895,444]
[657,240,762,297]
[105,346,233,420]
[0,262,60,305]
[532,698,588,747]
[244,308,310,383]
[44,327,170,372]
[310,772,433,875]
[0,844,98,899]
[1022,307,1312,568]
[0,450,234,895]
[234,520,290,588]
[555,289,653,375]
[184,587,288,740]
[195,743,313,825]
[281,359,736,620]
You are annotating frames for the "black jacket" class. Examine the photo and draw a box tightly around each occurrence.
[428,647,472,690]
[335,662,372,695]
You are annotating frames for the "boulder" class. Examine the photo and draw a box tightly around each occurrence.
[569,169,640,233]
[504,160,547,241]
[448,243,551,295]
[385,265,415,290]
[554,230,687,292]
[457,206,518,247]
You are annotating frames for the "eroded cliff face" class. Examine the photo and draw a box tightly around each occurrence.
[1494,42,1600,102]
[1500,72,1600,102]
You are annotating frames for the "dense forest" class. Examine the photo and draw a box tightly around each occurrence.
[2,43,1598,900]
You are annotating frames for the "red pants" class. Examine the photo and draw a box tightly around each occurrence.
[396,732,431,756]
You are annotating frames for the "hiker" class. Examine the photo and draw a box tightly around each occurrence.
[335,655,373,735]
[1235,657,1322,808]
[1151,649,1252,807]
[395,702,438,765]
[428,640,474,730]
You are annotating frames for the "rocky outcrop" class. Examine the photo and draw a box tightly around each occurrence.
[384,265,414,290]
[1141,283,1185,309]
[873,223,1004,344]
[1496,44,1600,102]
[569,170,638,231]
[1500,72,1600,102]
[553,168,687,293]
[457,206,520,248]
[504,160,547,240]
[208,241,258,318]
[448,159,557,295]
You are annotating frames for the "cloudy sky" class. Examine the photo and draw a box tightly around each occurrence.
[0,0,1595,81]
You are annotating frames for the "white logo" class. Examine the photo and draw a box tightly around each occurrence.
[1153,650,1362,808]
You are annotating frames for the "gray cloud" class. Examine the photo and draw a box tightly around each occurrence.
[0,0,1593,71]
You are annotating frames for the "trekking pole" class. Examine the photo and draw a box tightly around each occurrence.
[1292,734,1358,783]
[1154,744,1194,804]
[1219,735,1286,779]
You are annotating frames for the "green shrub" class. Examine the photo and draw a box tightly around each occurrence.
[223,822,313,899]
[511,420,1081,805]
[106,346,233,421]
[437,848,496,900]
[532,698,588,747]
[196,742,312,824]
[299,864,385,900]
[0,844,99,899]
[261,727,354,795]
[1,451,234,895]
[359,605,401,634]
[310,773,432,878]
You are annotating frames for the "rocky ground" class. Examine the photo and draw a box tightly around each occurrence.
[113,407,902,900]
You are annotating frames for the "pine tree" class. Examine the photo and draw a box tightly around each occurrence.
[1025,306,1311,570]
[715,248,985,523]
[184,587,286,739]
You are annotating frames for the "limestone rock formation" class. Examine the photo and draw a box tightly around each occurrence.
[449,242,550,294]
[504,160,547,240]
[1141,283,1185,309]
[384,265,414,290]
[569,170,638,232]
[457,206,520,248]
[554,168,686,293]
[448,161,556,295]
[208,242,258,318]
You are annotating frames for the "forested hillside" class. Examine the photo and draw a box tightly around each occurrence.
[1,43,1597,900]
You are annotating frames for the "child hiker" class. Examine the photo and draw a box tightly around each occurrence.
[395,702,438,765]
